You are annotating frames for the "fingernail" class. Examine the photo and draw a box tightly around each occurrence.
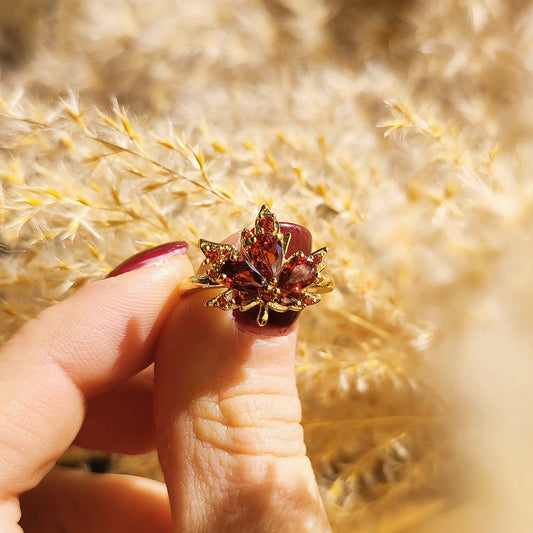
[234,222,312,335]
[279,222,312,257]
[107,241,189,278]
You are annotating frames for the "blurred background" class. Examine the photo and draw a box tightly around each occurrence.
[2,1,533,531]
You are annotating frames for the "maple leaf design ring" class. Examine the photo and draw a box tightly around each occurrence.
[187,205,334,327]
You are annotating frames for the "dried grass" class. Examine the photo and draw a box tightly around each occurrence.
[2,0,533,530]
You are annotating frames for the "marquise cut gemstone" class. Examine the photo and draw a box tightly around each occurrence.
[213,290,255,310]
[257,213,276,233]
[300,293,318,305]
[245,233,284,278]
[278,255,318,293]
[204,245,233,265]
[220,257,263,292]
[233,290,254,307]
[278,292,316,307]
[278,293,300,306]
[215,291,236,310]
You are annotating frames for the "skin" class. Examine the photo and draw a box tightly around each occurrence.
[0,248,331,532]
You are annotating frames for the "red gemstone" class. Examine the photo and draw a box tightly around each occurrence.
[278,293,299,306]
[216,291,236,310]
[220,257,263,292]
[234,290,255,307]
[206,268,220,282]
[300,293,318,306]
[214,290,254,309]
[204,246,232,265]
[245,233,283,278]
[257,214,276,233]
[278,254,318,293]
[278,291,317,308]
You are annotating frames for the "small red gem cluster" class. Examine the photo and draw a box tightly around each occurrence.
[199,205,328,325]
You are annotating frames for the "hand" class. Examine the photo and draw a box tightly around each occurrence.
[0,233,331,532]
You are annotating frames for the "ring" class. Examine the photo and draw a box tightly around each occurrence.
[188,205,334,326]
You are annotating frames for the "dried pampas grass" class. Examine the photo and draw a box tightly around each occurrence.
[2,0,533,531]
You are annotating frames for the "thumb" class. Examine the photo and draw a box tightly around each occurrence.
[154,223,330,533]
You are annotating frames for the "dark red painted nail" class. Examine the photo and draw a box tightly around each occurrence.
[107,241,189,278]
[279,222,312,257]
[233,222,312,335]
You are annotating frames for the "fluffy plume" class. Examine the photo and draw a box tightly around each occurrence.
[2,0,533,530]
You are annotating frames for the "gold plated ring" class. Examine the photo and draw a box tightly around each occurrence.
[188,205,334,326]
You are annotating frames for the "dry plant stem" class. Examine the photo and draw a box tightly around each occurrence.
[4,1,529,530]
[155,287,331,532]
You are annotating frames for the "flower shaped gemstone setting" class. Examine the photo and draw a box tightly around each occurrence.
[190,205,333,326]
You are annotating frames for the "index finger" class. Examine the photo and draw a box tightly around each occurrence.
[0,251,193,502]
